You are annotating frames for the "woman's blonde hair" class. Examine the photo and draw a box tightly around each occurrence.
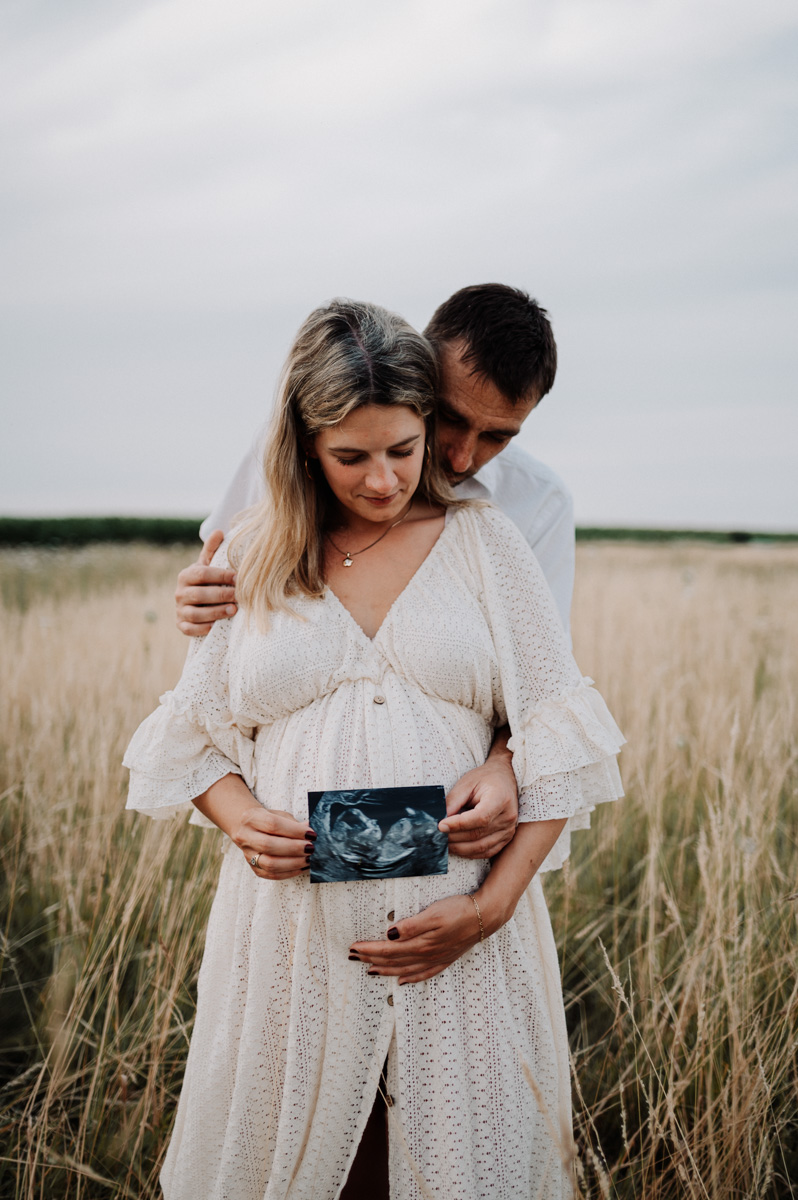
[230,299,461,623]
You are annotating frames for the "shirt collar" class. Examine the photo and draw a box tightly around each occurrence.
[452,455,500,502]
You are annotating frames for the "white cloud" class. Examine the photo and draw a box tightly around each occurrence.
[0,0,796,525]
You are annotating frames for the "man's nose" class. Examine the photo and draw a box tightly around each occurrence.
[445,433,476,476]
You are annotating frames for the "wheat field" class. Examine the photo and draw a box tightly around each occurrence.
[1,542,796,1199]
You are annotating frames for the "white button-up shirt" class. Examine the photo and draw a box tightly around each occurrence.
[200,441,575,634]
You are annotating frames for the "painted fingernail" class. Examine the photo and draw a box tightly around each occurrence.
[387,927,400,940]
[348,954,360,961]
[400,981,411,986]
[305,830,317,840]
[367,970,379,977]
[304,843,313,854]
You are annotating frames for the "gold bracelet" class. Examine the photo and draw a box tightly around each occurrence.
[469,894,485,942]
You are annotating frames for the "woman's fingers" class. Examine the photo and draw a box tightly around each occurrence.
[350,896,478,971]
[239,807,316,879]
[253,857,309,880]
[352,936,461,967]
[366,955,454,976]
[399,967,451,985]
[246,806,311,838]
[351,930,438,963]
[250,853,309,878]
[360,946,434,968]
[251,832,312,858]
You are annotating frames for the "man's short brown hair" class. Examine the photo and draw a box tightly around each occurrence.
[424,283,557,405]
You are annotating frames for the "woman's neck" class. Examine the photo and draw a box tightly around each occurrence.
[328,497,415,540]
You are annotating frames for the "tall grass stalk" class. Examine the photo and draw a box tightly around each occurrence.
[1,543,796,1198]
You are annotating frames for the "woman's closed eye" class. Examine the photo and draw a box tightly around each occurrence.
[335,449,416,466]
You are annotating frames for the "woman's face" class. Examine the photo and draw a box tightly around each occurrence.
[311,404,426,525]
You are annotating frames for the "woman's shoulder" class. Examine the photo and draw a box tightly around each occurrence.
[445,502,551,606]
[448,499,532,555]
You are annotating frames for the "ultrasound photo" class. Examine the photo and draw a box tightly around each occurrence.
[307,785,449,883]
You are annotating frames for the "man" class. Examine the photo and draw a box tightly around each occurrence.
[174,283,574,860]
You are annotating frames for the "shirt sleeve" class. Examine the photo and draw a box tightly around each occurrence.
[123,545,256,825]
[466,504,624,872]
[199,445,266,542]
[524,486,575,642]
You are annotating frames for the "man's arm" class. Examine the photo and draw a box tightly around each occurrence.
[175,530,238,637]
[441,725,518,859]
[525,487,575,640]
[177,446,265,636]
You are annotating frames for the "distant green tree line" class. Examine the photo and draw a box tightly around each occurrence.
[0,516,795,547]
[0,517,203,546]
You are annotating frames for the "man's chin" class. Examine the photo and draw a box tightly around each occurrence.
[446,471,475,487]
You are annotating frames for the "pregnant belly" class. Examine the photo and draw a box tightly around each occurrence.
[249,679,493,824]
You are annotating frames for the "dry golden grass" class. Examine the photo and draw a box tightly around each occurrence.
[1,541,796,1198]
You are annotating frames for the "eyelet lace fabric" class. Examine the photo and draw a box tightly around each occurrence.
[124,504,624,1200]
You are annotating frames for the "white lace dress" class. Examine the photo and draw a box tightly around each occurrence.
[124,505,624,1200]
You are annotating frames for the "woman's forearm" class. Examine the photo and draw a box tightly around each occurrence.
[192,772,262,838]
[193,773,313,881]
[474,818,567,935]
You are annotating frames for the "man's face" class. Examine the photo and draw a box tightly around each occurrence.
[435,339,539,485]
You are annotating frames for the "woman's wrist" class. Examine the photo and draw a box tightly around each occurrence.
[471,817,569,937]
[471,882,516,937]
[191,773,259,840]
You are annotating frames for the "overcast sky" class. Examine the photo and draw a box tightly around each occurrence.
[2,0,796,529]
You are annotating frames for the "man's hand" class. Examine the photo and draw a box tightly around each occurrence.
[440,729,518,858]
[175,529,238,637]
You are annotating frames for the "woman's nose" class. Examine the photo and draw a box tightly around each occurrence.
[364,460,397,492]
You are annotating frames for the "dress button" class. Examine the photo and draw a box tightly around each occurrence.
[387,910,395,922]
[387,994,394,1007]
[373,695,385,705]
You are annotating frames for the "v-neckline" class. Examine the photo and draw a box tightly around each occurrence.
[325,507,461,644]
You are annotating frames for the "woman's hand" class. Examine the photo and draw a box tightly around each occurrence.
[232,806,314,880]
[349,893,495,985]
[349,818,569,985]
[192,775,313,880]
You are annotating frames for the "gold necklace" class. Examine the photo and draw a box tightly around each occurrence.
[327,503,413,567]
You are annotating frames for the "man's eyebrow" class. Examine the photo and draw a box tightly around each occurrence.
[328,433,422,452]
[485,426,521,440]
[438,402,468,423]
[438,403,519,439]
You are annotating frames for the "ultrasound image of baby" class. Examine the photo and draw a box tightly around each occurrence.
[307,786,448,883]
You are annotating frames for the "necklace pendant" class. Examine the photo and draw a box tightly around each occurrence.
[343,554,354,567]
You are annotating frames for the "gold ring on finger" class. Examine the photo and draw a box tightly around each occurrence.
[250,853,261,869]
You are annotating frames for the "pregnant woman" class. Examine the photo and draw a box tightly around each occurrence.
[124,299,624,1200]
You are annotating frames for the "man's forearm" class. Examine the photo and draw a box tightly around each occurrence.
[485,723,512,766]
[441,724,518,858]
